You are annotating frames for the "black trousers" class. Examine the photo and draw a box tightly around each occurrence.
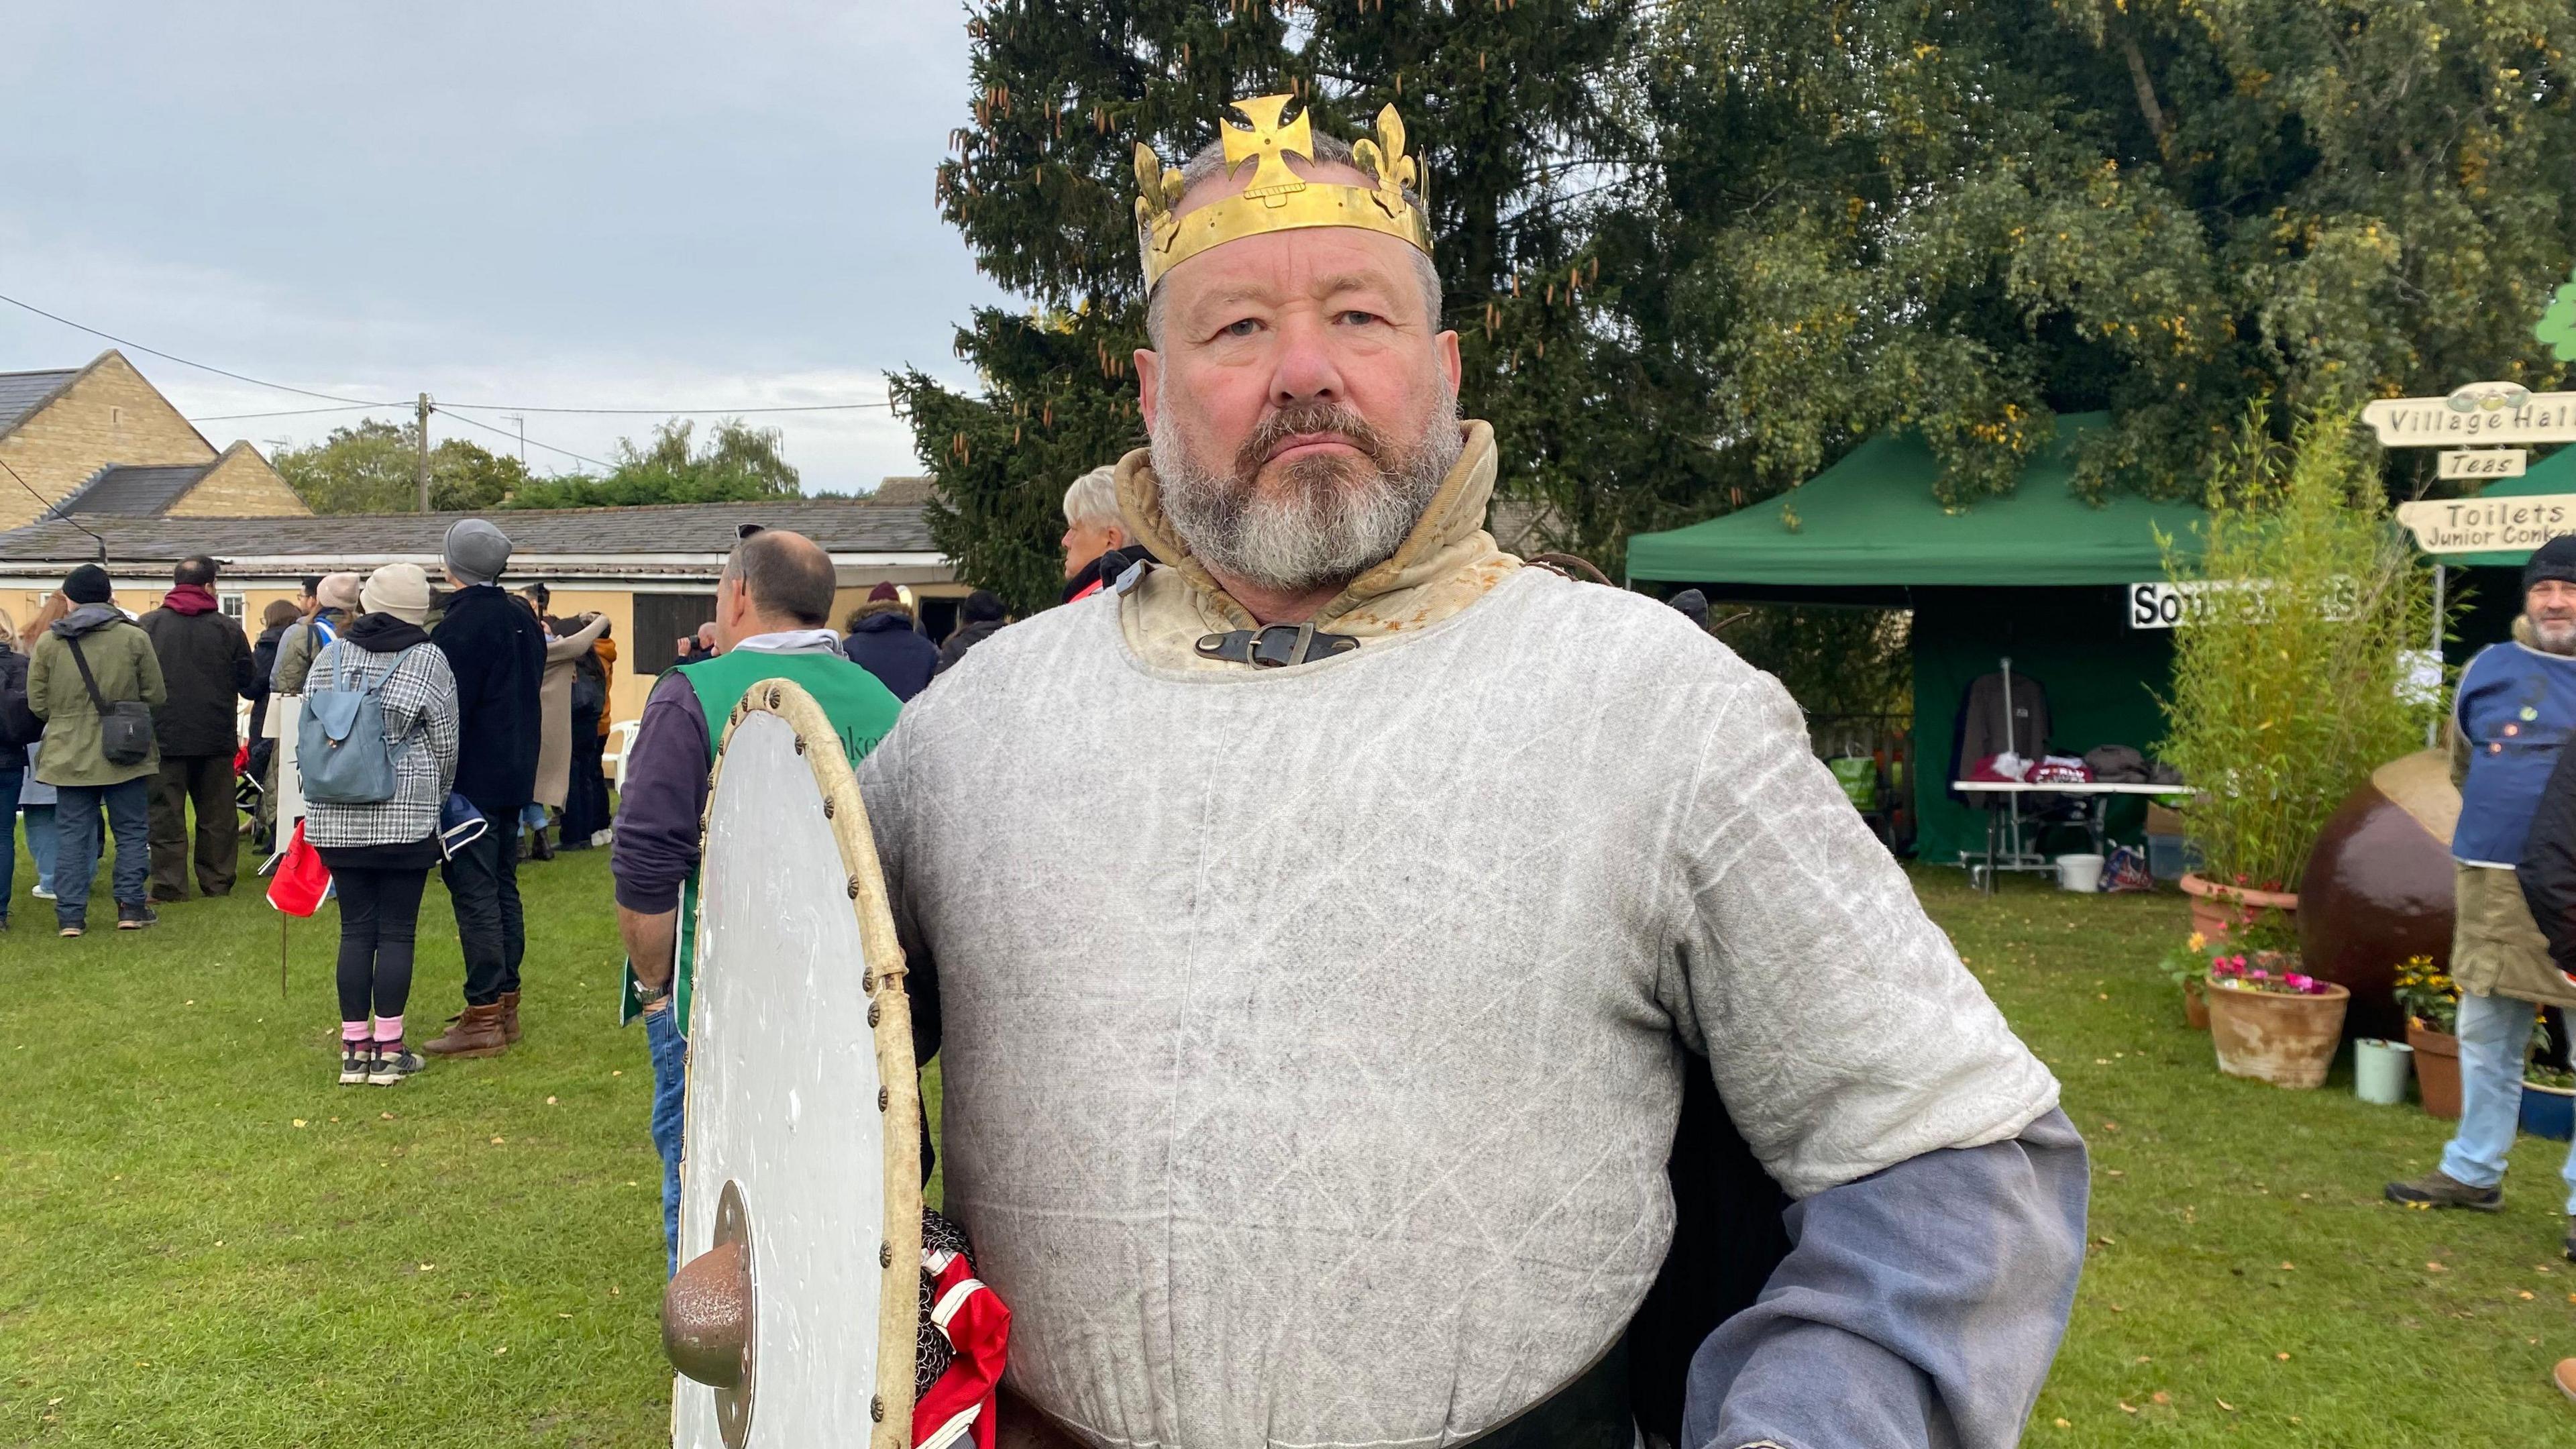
[333,865,428,1022]
[561,704,611,845]
[148,753,238,899]
[441,828,525,1004]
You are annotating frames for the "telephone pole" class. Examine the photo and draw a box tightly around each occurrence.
[415,392,433,513]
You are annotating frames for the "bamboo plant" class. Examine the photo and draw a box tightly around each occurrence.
[2155,405,2444,894]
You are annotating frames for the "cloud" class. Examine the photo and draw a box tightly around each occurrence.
[0,1,1008,488]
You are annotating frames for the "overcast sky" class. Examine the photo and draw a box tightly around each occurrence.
[0,2,1004,491]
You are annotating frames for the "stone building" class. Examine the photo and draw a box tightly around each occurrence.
[0,350,308,530]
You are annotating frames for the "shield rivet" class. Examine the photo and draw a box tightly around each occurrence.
[822,796,835,818]
[863,972,875,992]
[871,1395,885,1423]
[867,1001,881,1028]
[879,1241,893,1268]
[767,686,784,708]
[846,875,861,899]
[877,1086,889,1112]
[794,735,807,755]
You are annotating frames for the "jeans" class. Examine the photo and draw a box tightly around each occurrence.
[148,753,239,899]
[646,1002,688,1277]
[2440,990,2576,1214]
[53,778,150,928]
[440,828,525,1005]
[331,865,429,1024]
[21,803,58,893]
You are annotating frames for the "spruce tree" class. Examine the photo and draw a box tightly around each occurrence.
[895,0,1654,612]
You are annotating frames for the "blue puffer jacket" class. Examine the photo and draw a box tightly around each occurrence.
[2455,639,2576,866]
[841,603,939,703]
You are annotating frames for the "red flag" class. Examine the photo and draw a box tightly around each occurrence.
[266,820,331,917]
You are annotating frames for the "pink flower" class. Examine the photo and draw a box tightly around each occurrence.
[2249,969,2271,982]
[2285,972,2316,992]
[2212,957,2242,976]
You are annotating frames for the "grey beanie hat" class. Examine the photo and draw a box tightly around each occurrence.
[443,518,512,586]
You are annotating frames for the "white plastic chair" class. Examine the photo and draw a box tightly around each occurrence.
[606,718,643,792]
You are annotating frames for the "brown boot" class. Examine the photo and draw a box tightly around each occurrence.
[420,1002,510,1058]
[499,991,522,1044]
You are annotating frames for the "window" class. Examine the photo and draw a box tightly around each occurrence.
[219,592,246,621]
[633,592,718,674]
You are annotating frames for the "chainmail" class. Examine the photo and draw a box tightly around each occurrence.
[916,1208,975,1396]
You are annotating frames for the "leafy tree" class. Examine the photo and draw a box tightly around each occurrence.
[1642,0,2576,510]
[896,0,1650,613]
[276,421,534,514]
[504,419,801,509]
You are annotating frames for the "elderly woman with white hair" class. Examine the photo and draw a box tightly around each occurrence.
[1059,462,1150,603]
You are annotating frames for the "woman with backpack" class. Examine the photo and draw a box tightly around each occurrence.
[301,564,459,1087]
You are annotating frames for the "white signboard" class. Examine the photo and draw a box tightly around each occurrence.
[2129,578,2357,628]
[2395,493,2576,555]
[2128,582,2199,629]
[2439,448,2528,480]
[2364,382,2576,447]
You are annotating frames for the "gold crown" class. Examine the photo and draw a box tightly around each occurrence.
[1134,95,1432,292]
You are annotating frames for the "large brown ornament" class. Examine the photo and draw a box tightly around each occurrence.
[2298,750,2459,1039]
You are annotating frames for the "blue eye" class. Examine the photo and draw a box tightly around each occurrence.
[1222,318,1262,337]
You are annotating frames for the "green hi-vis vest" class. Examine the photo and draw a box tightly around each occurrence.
[620,646,903,1033]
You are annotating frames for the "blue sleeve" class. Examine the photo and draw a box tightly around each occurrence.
[1683,1108,2088,1449]
[609,671,712,914]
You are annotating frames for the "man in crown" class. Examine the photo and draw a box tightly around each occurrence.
[861,93,2085,1449]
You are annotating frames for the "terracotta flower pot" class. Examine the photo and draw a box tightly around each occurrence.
[2180,873,2301,943]
[2182,975,2210,1031]
[2206,975,2350,1089]
[2407,1017,2463,1120]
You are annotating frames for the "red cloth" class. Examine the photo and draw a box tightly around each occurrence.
[914,1244,1010,1449]
[266,821,331,916]
[1067,578,1105,602]
[163,583,220,616]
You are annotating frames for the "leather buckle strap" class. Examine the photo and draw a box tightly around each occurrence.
[1193,623,1362,669]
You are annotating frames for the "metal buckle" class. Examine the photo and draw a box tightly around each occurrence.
[1248,623,1314,668]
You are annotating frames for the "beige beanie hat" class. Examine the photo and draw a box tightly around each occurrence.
[317,572,362,610]
[360,563,433,625]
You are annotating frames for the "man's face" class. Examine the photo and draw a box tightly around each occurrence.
[1136,165,1464,594]
[1061,519,1126,580]
[2530,579,2576,653]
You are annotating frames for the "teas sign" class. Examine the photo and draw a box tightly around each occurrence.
[2363,382,2576,447]
[2439,448,2528,480]
[2394,493,2576,555]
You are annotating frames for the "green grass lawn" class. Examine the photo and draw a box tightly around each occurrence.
[3,841,2569,1445]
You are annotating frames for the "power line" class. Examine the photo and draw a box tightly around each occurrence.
[189,403,401,423]
[432,404,614,472]
[0,455,108,560]
[436,399,895,415]
[0,290,398,407]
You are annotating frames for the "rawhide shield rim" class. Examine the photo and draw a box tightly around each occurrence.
[672,680,922,1449]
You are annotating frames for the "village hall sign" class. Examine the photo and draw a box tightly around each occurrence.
[2370,381,2576,555]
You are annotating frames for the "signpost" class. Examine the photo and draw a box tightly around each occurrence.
[2393,492,2576,555]
[2439,448,2528,480]
[2363,382,2576,448]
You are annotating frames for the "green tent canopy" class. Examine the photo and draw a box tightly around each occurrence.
[1623,413,2208,871]
[1625,414,2208,586]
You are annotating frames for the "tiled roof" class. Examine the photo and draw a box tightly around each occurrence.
[50,463,214,518]
[0,496,938,572]
[0,367,81,438]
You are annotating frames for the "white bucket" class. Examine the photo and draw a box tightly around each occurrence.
[2354,1038,2415,1106]
[2055,853,2106,893]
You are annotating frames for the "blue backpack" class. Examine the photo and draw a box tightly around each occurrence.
[299,643,409,804]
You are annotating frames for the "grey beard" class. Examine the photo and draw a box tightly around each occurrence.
[1151,397,1462,596]
[2533,616,2576,655]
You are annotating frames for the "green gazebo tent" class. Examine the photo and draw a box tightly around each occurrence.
[1626,413,2208,868]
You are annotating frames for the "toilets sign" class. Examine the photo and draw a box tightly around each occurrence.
[2393,493,2576,555]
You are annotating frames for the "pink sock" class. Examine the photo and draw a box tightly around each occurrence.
[341,1021,370,1044]
[372,1015,404,1049]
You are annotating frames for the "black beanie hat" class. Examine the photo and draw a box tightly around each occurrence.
[62,564,112,604]
[2525,535,2576,594]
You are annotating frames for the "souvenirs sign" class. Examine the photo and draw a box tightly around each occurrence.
[2438,449,2528,480]
[2394,494,2576,555]
[2363,382,2576,447]
[664,680,922,1449]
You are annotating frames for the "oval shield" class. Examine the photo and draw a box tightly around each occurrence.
[667,680,922,1448]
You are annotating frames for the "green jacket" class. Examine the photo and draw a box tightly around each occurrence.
[28,607,167,787]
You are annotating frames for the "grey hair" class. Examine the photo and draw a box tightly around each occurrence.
[1063,464,1123,529]
[1142,125,1440,347]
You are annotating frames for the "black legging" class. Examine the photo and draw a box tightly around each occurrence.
[562,702,612,845]
[334,866,429,1022]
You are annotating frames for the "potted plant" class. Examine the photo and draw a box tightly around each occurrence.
[2156,405,2443,942]
[2393,955,2462,1120]
[2204,951,2350,1089]
[2524,1018,2576,1142]
[2164,933,2214,1030]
